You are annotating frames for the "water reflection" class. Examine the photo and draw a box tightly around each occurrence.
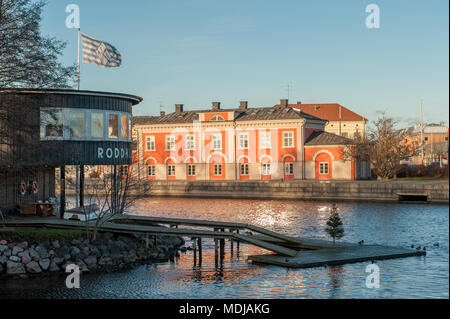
[0,197,448,299]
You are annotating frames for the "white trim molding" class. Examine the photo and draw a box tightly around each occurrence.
[281,153,296,162]
[312,150,335,161]
[144,156,158,164]
[207,151,228,163]
[164,156,178,164]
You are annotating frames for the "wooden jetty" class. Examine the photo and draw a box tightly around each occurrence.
[3,215,425,268]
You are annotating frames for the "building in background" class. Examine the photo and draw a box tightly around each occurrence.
[274,102,368,138]
[132,99,370,181]
[402,122,449,166]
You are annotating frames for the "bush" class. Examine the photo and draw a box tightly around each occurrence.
[397,164,448,178]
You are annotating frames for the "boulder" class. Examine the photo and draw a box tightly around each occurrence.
[17,242,28,249]
[84,256,97,269]
[55,246,70,258]
[0,240,7,245]
[39,258,51,271]
[6,260,26,275]
[52,240,61,249]
[0,255,8,265]
[35,245,50,259]
[51,257,65,265]
[28,248,40,261]
[21,250,32,264]
[3,248,11,257]
[98,256,113,266]
[25,261,42,274]
[0,245,8,253]
[9,256,20,262]
[12,246,24,256]
[49,261,60,272]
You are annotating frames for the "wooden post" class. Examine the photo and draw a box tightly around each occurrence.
[79,165,84,207]
[192,238,197,266]
[145,233,149,248]
[113,165,118,214]
[59,166,65,219]
[197,237,202,266]
[214,228,219,267]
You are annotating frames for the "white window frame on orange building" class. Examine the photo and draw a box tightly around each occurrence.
[261,163,271,175]
[285,162,294,175]
[145,135,155,151]
[240,163,249,175]
[259,131,271,149]
[185,134,196,150]
[238,133,249,149]
[147,165,156,176]
[214,164,222,176]
[282,131,294,148]
[319,162,329,175]
[167,165,176,176]
[211,134,222,150]
[187,164,196,176]
[165,135,176,151]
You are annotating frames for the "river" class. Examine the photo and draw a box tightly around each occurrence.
[0,197,448,299]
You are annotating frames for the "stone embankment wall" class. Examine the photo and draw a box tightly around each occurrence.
[0,232,184,277]
[59,179,449,203]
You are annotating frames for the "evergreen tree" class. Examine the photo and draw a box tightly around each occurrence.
[325,205,344,244]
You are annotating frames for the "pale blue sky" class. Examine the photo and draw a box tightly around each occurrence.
[41,0,449,127]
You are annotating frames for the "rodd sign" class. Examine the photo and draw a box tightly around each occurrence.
[97,147,130,160]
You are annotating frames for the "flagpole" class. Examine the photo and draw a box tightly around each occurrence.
[77,28,81,90]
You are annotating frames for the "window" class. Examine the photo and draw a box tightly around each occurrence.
[185,135,195,150]
[259,131,271,148]
[424,137,428,142]
[148,165,156,176]
[261,163,271,175]
[188,164,196,176]
[240,163,249,176]
[239,133,249,149]
[342,132,349,138]
[282,131,294,148]
[285,162,294,175]
[91,112,104,138]
[120,165,128,177]
[108,114,119,138]
[121,115,128,139]
[214,164,222,176]
[70,111,86,138]
[41,110,63,138]
[166,135,176,150]
[167,165,176,176]
[146,136,155,151]
[319,162,329,175]
[212,134,222,150]
[445,136,449,141]
[210,115,224,121]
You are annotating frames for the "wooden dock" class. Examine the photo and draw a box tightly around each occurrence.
[249,245,426,268]
[2,215,426,268]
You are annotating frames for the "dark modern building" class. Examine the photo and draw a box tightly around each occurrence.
[0,88,142,213]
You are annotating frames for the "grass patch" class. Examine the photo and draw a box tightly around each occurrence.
[3,228,87,243]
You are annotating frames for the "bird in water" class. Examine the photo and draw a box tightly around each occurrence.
[433,243,439,247]
[411,244,415,248]
[358,240,364,246]
[416,246,421,250]
[423,247,426,251]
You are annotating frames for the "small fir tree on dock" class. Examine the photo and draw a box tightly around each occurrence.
[325,204,344,244]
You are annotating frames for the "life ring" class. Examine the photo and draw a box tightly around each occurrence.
[18,181,27,196]
[30,181,39,194]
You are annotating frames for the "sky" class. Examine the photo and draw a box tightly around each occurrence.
[40,0,449,128]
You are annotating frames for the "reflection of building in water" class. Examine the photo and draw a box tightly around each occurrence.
[132,99,370,181]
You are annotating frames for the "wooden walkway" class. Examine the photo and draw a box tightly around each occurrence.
[3,215,426,267]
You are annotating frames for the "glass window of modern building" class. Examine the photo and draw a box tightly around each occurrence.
[109,114,119,138]
[70,111,86,138]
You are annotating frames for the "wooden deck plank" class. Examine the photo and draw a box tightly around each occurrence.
[232,233,299,257]
[114,215,247,229]
[248,245,426,268]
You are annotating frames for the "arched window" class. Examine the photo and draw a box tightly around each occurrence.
[210,115,224,121]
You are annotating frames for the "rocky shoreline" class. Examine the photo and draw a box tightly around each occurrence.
[0,232,185,277]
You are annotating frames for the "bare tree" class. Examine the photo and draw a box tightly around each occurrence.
[344,113,419,180]
[66,166,153,242]
[0,0,76,88]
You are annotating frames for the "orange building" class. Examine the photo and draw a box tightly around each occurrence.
[132,99,370,181]
[402,123,449,165]
[274,102,368,138]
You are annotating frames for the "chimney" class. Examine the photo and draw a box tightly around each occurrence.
[212,102,221,110]
[160,111,165,116]
[280,99,288,107]
[239,101,248,110]
[175,104,184,113]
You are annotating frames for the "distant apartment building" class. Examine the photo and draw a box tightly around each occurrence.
[402,122,449,165]
[274,102,368,138]
[131,99,370,181]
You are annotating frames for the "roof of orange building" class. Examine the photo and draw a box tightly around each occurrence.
[304,131,353,146]
[273,103,368,122]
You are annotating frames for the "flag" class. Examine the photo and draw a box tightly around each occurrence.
[81,33,122,68]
